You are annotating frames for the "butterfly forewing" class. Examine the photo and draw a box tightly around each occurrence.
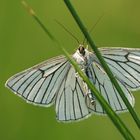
[6,56,70,106]
[101,48,140,90]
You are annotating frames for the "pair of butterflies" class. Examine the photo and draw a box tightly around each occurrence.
[6,45,140,122]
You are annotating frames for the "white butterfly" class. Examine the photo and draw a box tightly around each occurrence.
[5,45,140,122]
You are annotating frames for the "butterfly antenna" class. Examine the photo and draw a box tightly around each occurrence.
[83,14,104,44]
[55,19,80,44]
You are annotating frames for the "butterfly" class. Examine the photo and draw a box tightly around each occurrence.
[5,45,140,122]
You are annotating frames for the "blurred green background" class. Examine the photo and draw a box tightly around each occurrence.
[0,0,140,140]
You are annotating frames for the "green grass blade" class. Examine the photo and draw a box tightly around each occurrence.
[21,1,135,139]
[62,48,135,140]
[63,0,140,129]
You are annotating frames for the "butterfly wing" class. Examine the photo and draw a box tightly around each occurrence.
[6,55,70,107]
[55,66,90,122]
[86,62,135,114]
[6,55,91,121]
[101,48,140,91]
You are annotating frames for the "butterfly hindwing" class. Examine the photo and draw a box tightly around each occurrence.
[86,63,135,114]
[55,66,91,122]
[101,48,140,90]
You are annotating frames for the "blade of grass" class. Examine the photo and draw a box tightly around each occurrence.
[64,0,140,128]
[62,48,135,140]
[21,1,135,140]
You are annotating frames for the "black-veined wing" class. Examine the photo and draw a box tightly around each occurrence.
[6,55,70,106]
[6,55,91,122]
[55,66,91,122]
[86,62,135,114]
[101,48,140,91]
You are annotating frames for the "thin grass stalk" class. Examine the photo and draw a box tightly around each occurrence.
[63,0,140,128]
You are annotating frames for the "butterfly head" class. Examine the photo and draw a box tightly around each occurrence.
[78,44,86,56]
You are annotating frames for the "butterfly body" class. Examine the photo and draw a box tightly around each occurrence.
[73,45,97,105]
[6,46,140,122]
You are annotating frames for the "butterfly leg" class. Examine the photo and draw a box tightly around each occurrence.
[75,68,96,106]
[83,82,96,106]
[87,90,96,106]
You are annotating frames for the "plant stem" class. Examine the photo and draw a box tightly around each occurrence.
[63,0,140,129]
